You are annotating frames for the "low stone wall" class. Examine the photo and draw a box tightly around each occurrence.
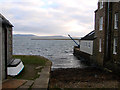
[73,46,120,75]
[104,61,120,75]
[73,46,99,66]
[73,46,90,60]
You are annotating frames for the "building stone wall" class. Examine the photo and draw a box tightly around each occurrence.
[118,2,120,63]
[93,2,107,66]
[74,46,91,61]
[104,2,120,72]
[0,27,2,82]
[7,27,12,65]
[0,14,13,80]
[93,2,120,73]
[2,27,5,80]
[110,2,120,63]
[0,26,12,80]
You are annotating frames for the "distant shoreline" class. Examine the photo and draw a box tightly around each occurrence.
[31,39,79,40]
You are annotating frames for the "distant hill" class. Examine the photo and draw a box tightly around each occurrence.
[36,36,67,38]
[13,34,36,37]
[13,34,80,40]
[31,35,80,40]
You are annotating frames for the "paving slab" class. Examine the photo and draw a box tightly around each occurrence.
[42,67,51,72]
[31,61,51,89]
[2,79,27,89]
[34,78,49,85]
[40,73,50,78]
[45,61,52,66]
[23,80,34,86]
[32,85,48,89]
[18,80,34,89]
[32,88,47,90]
[17,85,30,89]
[1,60,51,90]
[41,71,49,74]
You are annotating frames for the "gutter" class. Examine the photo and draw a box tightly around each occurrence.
[105,1,112,64]
[106,1,110,58]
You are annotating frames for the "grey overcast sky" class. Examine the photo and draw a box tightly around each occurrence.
[0,0,98,37]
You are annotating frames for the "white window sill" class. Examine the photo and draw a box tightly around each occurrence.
[114,28,118,30]
[100,7,103,9]
[113,52,117,55]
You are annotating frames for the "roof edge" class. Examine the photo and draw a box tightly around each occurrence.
[0,13,13,27]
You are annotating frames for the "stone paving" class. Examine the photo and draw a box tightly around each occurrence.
[2,79,27,89]
[2,61,52,90]
[18,80,34,89]
[32,62,51,89]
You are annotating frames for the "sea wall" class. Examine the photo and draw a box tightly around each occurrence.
[73,46,120,75]
[73,46,101,67]
[73,46,90,60]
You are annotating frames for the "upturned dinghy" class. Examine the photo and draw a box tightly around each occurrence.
[7,59,24,76]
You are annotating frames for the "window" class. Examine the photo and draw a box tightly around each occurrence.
[113,38,117,54]
[88,42,91,48]
[99,39,102,52]
[85,42,87,47]
[100,1,103,9]
[99,17,103,30]
[114,13,118,29]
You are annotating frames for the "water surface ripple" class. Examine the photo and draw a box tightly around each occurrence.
[13,36,85,70]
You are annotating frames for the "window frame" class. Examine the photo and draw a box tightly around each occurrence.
[100,1,103,9]
[99,38,102,52]
[99,17,103,31]
[114,13,118,30]
[113,38,117,55]
[88,42,91,48]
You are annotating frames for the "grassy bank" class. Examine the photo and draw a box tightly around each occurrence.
[13,55,47,65]
[8,55,49,80]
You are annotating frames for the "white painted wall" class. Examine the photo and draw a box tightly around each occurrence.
[80,40,93,55]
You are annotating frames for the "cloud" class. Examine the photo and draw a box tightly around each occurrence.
[0,0,98,37]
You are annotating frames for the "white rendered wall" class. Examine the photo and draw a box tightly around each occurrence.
[80,40,93,55]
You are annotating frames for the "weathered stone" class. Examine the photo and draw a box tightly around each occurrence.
[45,61,52,66]
[34,78,49,85]
[93,2,120,72]
[32,85,47,90]
[18,85,30,89]
[37,72,41,75]
[32,62,51,89]
[24,80,34,86]
[35,66,43,70]
[0,14,13,81]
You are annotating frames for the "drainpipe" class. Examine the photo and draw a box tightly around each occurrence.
[105,1,110,64]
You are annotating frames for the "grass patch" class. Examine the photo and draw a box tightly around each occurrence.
[8,55,49,80]
[13,55,48,65]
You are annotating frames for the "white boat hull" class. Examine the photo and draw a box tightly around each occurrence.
[7,59,24,76]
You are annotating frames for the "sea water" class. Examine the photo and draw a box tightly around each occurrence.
[13,36,85,70]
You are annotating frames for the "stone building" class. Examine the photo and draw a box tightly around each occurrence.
[0,14,13,80]
[93,1,120,71]
[73,30,95,64]
[79,31,95,60]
